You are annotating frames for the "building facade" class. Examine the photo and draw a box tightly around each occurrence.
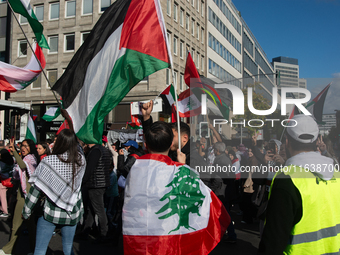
[8,0,206,141]
[319,113,336,136]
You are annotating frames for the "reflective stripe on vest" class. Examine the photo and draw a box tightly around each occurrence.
[270,166,340,255]
[290,223,340,245]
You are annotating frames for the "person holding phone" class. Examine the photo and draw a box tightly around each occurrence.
[0,138,40,255]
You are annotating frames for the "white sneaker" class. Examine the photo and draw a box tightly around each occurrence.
[0,213,8,218]
[0,249,11,255]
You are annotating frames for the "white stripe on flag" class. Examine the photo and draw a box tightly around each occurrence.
[67,24,126,133]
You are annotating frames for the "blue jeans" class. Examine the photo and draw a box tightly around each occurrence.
[34,216,77,255]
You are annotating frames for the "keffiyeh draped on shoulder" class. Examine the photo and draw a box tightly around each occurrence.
[29,152,86,212]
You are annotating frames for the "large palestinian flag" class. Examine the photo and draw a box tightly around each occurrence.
[52,0,171,144]
[123,154,230,255]
[0,42,45,92]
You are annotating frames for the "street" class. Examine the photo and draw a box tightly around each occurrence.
[0,204,260,255]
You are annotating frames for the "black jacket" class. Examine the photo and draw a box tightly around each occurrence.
[82,145,111,188]
[118,150,145,178]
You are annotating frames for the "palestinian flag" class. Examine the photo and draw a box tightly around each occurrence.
[183,54,229,119]
[184,51,202,88]
[8,0,49,49]
[159,84,176,108]
[56,120,70,135]
[52,0,171,144]
[123,154,230,255]
[288,105,300,121]
[42,107,61,122]
[306,83,331,124]
[25,114,36,143]
[198,78,230,120]
[0,42,46,92]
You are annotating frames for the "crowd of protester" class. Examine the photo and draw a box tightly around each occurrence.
[0,104,339,254]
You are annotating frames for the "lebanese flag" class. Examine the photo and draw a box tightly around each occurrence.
[0,42,46,92]
[123,154,230,255]
[306,83,331,124]
[52,0,171,144]
[176,88,202,117]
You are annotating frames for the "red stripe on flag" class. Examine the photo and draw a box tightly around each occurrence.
[35,44,46,70]
[56,120,70,135]
[138,154,184,167]
[120,0,169,64]
[0,75,17,92]
[123,191,230,255]
[184,51,201,87]
[171,104,177,123]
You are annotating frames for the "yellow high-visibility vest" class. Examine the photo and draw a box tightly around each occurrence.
[270,166,340,255]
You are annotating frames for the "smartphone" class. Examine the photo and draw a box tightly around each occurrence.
[268,142,276,154]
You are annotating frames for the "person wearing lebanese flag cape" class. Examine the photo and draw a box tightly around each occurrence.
[123,121,230,255]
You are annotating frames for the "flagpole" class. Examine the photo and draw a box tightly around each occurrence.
[7,1,61,107]
[170,67,181,153]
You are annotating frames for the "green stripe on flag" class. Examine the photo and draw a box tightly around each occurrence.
[25,116,37,143]
[8,0,49,49]
[77,49,170,144]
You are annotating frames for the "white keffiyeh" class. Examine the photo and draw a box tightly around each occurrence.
[29,152,86,212]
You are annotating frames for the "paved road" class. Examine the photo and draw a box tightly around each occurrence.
[0,204,260,255]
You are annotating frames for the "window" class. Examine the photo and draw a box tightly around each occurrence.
[191,50,194,64]
[166,0,171,16]
[197,24,199,40]
[18,40,27,57]
[81,31,90,44]
[48,36,58,53]
[201,56,204,71]
[167,32,171,50]
[47,70,58,87]
[180,9,184,26]
[0,17,6,37]
[201,28,204,43]
[197,0,199,12]
[65,0,76,17]
[180,74,184,91]
[82,0,93,15]
[50,2,59,20]
[173,4,177,21]
[64,33,75,52]
[186,14,189,31]
[35,5,44,21]
[100,0,110,12]
[196,52,199,68]
[173,36,177,55]
[179,41,184,59]
[166,68,171,85]
[32,74,42,88]
[191,19,195,36]
[191,0,194,7]
[201,1,204,17]
[19,15,28,24]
